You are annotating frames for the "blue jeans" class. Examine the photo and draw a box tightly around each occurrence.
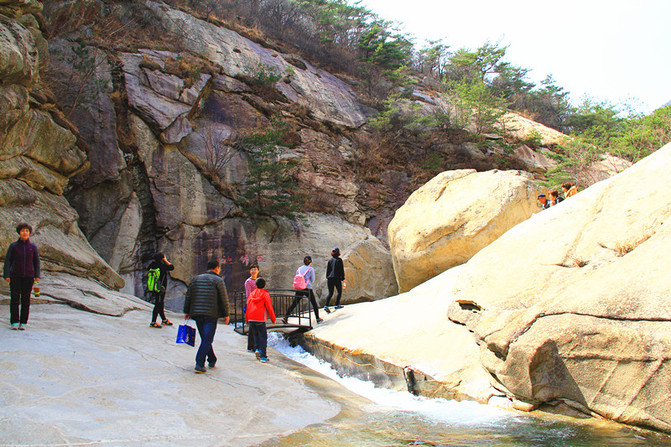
[248,321,268,357]
[193,317,218,367]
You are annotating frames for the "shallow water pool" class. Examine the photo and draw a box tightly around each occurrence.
[262,333,671,447]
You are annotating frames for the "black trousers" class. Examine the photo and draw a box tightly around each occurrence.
[244,300,255,350]
[247,326,255,351]
[151,290,166,323]
[285,289,320,320]
[10,277,34,324]
[325,278,343,307]
[248,321,268,357]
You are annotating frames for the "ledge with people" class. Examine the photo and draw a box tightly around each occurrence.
[537,182,579,210]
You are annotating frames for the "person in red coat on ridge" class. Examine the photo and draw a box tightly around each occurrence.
[245,278,276,363]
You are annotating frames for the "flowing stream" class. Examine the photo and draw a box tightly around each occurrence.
[262,333,671,447]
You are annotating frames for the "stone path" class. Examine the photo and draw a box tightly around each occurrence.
[0,303,341,446]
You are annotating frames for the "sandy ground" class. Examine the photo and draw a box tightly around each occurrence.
[0,302,351,446]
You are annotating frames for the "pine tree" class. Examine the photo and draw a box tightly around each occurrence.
[236,118,299,218]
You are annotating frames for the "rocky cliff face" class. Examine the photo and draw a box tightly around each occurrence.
[0,1,123,292]
[37,0,447,303]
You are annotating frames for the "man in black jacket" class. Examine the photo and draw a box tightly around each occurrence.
[184,260,230,374]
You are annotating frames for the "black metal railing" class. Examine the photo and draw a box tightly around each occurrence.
[231,288,314,334]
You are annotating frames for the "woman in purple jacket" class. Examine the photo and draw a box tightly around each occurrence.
[244,264,260,352]
[3,222,40,330]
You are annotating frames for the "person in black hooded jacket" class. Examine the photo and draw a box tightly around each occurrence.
[147,252,175,328]
[323,247,345,313]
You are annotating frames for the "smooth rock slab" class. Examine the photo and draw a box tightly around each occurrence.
[0,303,340,446]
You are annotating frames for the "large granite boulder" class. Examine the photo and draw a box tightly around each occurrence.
[500,112,568,146]
[307,267,494,402]
[388,169,541,292]
[511,145,557,173]
[446,142,671,432]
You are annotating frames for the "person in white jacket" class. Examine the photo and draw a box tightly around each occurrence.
[283,256,323,324]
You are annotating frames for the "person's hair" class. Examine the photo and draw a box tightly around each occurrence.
[255,277,266,289]
[154,252,164,262]
[303,255,312,265]
[562,182,573,190]
[331,247,340,256]
[16,223,32,235]
[537,194,546,199]
[249,264,259,271]
[206,259,220,270]
[549,189,559,198]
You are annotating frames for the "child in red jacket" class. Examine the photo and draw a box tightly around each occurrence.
[245,278,276,363]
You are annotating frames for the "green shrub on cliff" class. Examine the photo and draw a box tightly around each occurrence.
[245,63,283,85]
[565,101,671,162]
[543,104,671,189]
[614,105,671,161]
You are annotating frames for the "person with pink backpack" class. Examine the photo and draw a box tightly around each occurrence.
[282,256,323,324]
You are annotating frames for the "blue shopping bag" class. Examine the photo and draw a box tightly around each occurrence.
[176,321,196,347]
